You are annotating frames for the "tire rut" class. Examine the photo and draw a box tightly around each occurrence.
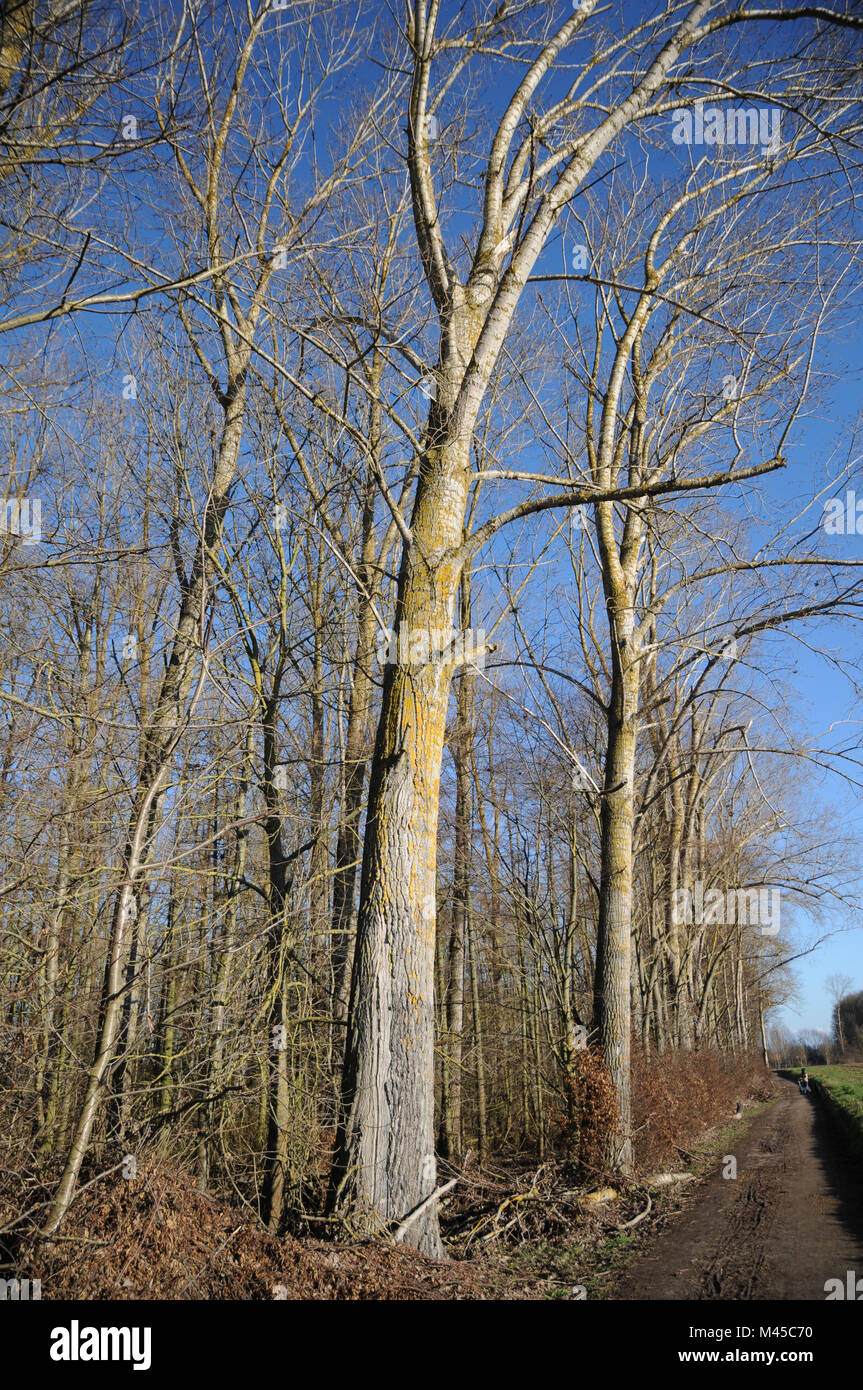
[613,1078,863,1301]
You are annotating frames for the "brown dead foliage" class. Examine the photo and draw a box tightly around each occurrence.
[10,1162,498,1300]
[631,1047,774,1171]
[555,1046,620,1179]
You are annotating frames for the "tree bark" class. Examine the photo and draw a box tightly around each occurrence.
[593,595,639,1175]
[439,571,474,1163]
[330,393,476,1256]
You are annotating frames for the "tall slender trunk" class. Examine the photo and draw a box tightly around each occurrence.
[759,997,770,1069]
[468,904,487,1161]
[108,899,141,1142]
[156,893,179,1118]
[37,614,92,1149]
[206,729,253,1179]
[309,572,329,937]
[439,571,474,1163]
[330,503,379,1026]
[515,911,532,1146]
[593,602,639,1175]
[330,395,475,1256]
[735,945,748,1052]
[36,844,70,1141]
[666,757,689,1048]
[562,809,582,1068]
[530,954,545,1160]
[330,359,392,1033]
[472,738,512,1117]
[261,706,293,1233]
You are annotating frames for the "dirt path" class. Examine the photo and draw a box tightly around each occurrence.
[614,1076,863,1300]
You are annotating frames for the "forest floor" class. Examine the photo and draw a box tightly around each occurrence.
[13,1075,863,1300]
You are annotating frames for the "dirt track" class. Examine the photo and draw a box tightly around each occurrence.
[615,1076,863,1300]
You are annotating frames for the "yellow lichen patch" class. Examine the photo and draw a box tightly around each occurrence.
[579,1188,618,1206]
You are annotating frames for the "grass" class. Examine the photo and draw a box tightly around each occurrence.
[505,1225,643,1300]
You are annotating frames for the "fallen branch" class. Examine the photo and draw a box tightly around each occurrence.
[579,1187,617,1206]
[620,1193,652,1229]
[391,1178,459,1245]
[645,1172,695,1187]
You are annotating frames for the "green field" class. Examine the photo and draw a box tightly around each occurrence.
[786,1065,863,1158]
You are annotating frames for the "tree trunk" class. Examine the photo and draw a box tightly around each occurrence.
[261,706,294,1233]
[593,602,639,1175]
[330,497,379,1027]
[468,904,487,1162]
[206,729,252,1179]
[330,402,474,1256]
[439,571,474,1163]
